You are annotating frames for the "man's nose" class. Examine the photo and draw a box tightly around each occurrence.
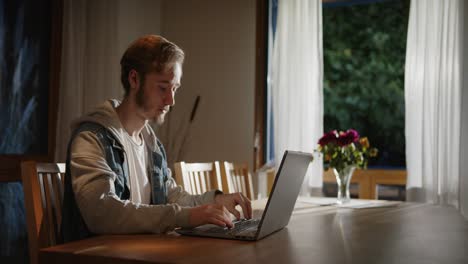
[165,90,175,106]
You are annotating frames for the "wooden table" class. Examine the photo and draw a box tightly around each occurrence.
[40,200,468,264]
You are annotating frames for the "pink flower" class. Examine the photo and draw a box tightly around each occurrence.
[337,129,359,146]
[318,130,339,146]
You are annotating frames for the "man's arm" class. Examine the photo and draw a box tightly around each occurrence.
[71,132,192,234]
[165,176,218,206]
[72,132,235,232]
[166,172,252,221]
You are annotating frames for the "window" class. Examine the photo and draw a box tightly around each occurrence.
[323,0,410,168]
[257,0,409,200]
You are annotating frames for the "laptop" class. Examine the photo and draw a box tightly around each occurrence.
[176,150,313,241]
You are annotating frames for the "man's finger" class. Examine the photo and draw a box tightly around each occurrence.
[235,193,251,219]
[227,206,241,220]
[217,206,234,227]
[206,205,227,223]
[219,211,234,228]
[209,209,233,228]
[208,216,228,227]
[245,198,252,219]
[244,194,252,218]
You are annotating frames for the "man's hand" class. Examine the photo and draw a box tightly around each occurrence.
[188,204,233,228]
[214,192,252,220]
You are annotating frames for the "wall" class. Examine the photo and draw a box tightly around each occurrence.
[83,0,163,111]
[117,0,162,58]
[159,0,256,170]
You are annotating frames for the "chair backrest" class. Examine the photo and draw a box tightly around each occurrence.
[173,161,223,195]
[222,162,254,200]
[21,161,66,264]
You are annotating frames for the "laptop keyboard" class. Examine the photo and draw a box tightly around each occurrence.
[205,218,260,235]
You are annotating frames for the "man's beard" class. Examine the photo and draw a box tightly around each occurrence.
[155,112,166,125]
[136,85,166,125]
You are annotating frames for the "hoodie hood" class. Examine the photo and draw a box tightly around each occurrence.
[71,99,159,152]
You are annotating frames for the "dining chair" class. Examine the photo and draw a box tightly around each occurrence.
[21,161,66,264]
[222,162,254,200]
[173,161,223,195]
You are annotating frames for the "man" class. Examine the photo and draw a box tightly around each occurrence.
[61,35,252,242]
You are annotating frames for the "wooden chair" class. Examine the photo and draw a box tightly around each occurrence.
[222,162,254,200]
[21,161,66,264]
[173,161,223,194]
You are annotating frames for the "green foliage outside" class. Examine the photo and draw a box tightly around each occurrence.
[323,0,410,167]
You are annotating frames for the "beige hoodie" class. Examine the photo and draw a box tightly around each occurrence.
[69,99,216,234]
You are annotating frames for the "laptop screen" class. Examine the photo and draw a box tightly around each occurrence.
[256,150,313,239]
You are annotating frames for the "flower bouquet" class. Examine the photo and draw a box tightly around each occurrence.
[316,129,378,203]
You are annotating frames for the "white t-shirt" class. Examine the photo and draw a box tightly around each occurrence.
[121,132,151,204]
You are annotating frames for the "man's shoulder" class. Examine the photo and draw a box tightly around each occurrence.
[70,123,124,160]
[74,122,106,134]
[72,122,118,146]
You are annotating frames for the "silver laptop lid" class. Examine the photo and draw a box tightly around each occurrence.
[256,150,313,239]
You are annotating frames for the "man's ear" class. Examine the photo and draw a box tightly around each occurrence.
[128,69,140,92]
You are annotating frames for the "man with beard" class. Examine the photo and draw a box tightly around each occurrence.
[61,35,251,242]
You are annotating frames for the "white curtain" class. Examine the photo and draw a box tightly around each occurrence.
[55,0,122,161]
[405,0,464,212]
[461,0,468,220]
[272,0,323,193]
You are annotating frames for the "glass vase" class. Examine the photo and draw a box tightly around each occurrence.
[333,166,356,204]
